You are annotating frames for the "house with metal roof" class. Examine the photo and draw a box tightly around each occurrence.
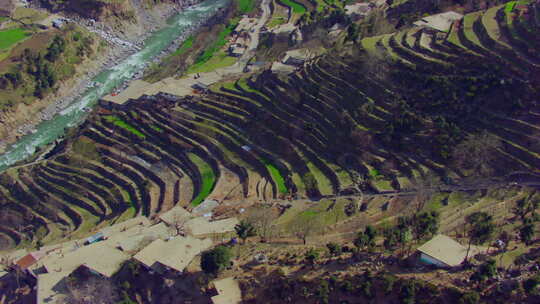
[416,234,484,268]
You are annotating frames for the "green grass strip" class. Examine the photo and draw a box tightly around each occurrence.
[237,0,256,13]
[171,35,194,57]
[279,0,306,14]
[193,18,239,66]
[188,153,217,206]
[103,116,146,139]
[505,1,517,13]
[0,28,30,50]
[262,158,288,194]
[150,125,163,132]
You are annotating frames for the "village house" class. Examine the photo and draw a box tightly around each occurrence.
[413,11,464,33]
[37,241,130,303]
[281,49,314,67]
[184,217,239,237]
[416,234,484,268]
[133,236,212,274]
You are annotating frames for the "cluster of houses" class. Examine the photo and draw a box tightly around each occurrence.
[1,204,240,304]
[228,15,257,57]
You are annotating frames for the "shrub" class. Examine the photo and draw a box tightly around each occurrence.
[316,280,330,304]
[459,291,480,304]
[326,242,342,256]
[381,274,397,294]
[471,259,497,282]
[305,248,320,265]
[523,274,540,295]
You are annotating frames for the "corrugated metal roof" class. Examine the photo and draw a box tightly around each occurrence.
[416,234,468,267]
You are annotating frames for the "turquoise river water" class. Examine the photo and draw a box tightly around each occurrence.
[0,0,228,171]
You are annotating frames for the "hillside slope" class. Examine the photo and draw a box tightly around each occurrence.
[0,2,538,250]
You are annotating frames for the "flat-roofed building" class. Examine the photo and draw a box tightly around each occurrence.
[413,11,464,32]
[185,217,239,237]
[37,241,129,303]
[159,206,192,226]
[133,236,212,273]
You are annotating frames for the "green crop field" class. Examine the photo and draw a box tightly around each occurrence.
[262,158,288,194]
[188,153,217,206]
[103,116,146,139]
[0,28,30,50]
[280,0,306,14]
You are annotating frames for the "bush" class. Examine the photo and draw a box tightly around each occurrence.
[382,274,397,294]
[326,242,342,256]
[459,291,480,304]
[471,259,497,282]
[305,248,320,265]
[316,280,330,304]
[523,274,540,295]
[201,246,232,275]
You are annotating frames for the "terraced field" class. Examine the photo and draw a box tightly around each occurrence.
[0,4,538,249]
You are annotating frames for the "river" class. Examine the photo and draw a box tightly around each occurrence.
[0,0,228,171]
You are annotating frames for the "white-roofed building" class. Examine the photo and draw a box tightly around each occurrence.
[159,206,193,226]
[413,11,464,32]
[37,241,129,303]
[416,234,484,268]
[100,216,151,237]
[133,236,212,273]
[185,217,239,236]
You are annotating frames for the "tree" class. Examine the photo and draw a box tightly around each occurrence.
[326,242,342,256]
[470,259,497,282]
[200,246,232,275]
[247,206,277,242]
[45,35,66,62]
[523,274,540,295]
[346,23,359,42]
[411,173,440,212]
[234,221,256,244]
[400,280,416,304]
[289,216,322,245]
[305,248,319,266]
[465,212,495,263]
[354,225,376,251]
[452,131,501,177]
[459,291,480,304]
[519,219,535,246]
[412,211,439,241]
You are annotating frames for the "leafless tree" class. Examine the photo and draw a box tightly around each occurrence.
[169,212,188,237]
[61,276,119,304]
[247,206,277,242]
[452,131,502,177]
[411,173,440,213]
[289,216,323,245]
